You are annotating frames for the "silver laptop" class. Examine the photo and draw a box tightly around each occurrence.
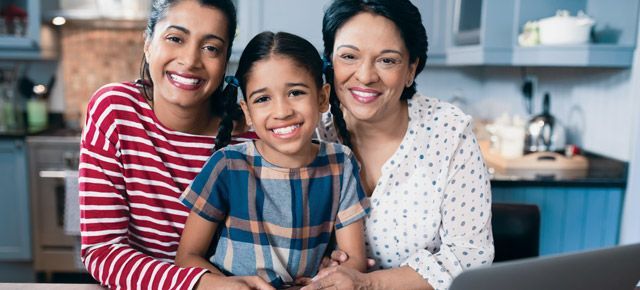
[450,243,640,290]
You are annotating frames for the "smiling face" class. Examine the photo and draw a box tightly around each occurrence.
[144,0,229,111]
[332,12,417,124]
[240,55,329,168]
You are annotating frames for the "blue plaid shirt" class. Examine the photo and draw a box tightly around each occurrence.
[181,140,370,288]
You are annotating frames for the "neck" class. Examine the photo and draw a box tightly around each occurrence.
[255,140,318,169]
[153,100,220,136]
[346,100,409,150]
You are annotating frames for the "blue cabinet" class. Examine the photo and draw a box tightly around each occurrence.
[0,0,41,59]
[0,138,31,260]
[443,0,639,67]
[231,0,331,61]
[412,0,448,65]
[492,186,624,256]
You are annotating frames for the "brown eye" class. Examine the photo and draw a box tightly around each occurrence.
[289,90,306,97]
[166,35,182,43]
[254,95,270,104]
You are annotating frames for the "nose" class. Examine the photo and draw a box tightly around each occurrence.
[178,45,203,68]
[273,97,294,119]
[355,60,379,84]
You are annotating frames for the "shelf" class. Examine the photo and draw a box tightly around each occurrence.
[512,45,635,67]
[444,44,635,67]
[0,36,35,48]
[445,45,513,66]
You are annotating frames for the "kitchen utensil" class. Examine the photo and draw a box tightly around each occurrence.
[479,140,588,180]
[524,92,565,153]
[538,10,595,45]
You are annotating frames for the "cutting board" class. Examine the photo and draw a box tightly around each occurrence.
[479,141,589,171]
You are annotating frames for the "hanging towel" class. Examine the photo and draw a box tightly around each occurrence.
[64,170,81,236]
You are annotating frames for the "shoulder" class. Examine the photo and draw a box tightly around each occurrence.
[85,82,149,121]
[218,142,253,160]
[318,140,353,156]
[409,94,472,131]
[317,140,358,167]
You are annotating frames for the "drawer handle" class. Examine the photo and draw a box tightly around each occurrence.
[39,170,67,179]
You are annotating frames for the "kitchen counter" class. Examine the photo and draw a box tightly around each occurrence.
[0,114,82,139]
[488,151,628,188]
[7,126,628,188]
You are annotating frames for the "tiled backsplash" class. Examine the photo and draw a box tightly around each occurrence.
[61,25,144,123]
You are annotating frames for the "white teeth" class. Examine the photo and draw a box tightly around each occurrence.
[352,90,378,98]
[272,124,300,135]
[170,74,200,85]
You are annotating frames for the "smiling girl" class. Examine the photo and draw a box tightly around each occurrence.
[175,31,370,289]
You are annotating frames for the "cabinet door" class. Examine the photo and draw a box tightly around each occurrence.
[412,0,448,65]
[492,186,624,256]
[0,139,31,260]
[0,0,41,59]
[234,0,331,54]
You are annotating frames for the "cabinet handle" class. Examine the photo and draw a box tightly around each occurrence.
[39,170,67,179]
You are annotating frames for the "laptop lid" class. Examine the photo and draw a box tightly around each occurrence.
[450,243,640,290]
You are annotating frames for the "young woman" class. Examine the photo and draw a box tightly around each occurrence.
[303,1,494,290]
[79,1,255,289]
[175,31,369,289]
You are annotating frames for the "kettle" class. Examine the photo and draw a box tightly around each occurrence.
[524,92,565,153]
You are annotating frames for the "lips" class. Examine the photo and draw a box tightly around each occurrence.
[270,123,301,138]
[166,71,204,91]
[350,88,381,104]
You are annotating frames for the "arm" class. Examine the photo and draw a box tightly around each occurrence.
[365,267,433,290]
[175,211,223,274]
[334,220,367,272]
[80,89,206,290]
[399,118,494,289]
[177,212,276,290]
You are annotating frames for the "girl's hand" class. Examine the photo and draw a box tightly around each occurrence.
[319,250,376,269]
[300,265,372,290]
[197,273,276,290]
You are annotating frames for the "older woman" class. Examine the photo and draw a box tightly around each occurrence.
[303,1,494,289]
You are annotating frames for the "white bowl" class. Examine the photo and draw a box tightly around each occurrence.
[538,10,595,45]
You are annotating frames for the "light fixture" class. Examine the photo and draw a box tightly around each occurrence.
[52,16,66,26]
[33,84,47,95]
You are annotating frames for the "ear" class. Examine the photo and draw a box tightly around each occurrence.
[239,100,253,127]
[319,83,331,113]
[406,58,419,87]
[143,39,151,63]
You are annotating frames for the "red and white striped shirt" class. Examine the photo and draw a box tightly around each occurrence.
[79,82,255,290]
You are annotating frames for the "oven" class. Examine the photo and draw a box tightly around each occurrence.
[27,135,84,278]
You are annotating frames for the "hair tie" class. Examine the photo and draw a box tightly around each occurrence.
[322,56,332,73]
[225,75,240,88]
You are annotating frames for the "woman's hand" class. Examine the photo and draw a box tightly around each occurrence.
[196,273,275,290]
[300,265,372,290]
[319,250,376,269]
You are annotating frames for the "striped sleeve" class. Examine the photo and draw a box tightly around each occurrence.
[79,85,207,290]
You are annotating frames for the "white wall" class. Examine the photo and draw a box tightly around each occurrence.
[416,65,636,161]
[618,16,640,245]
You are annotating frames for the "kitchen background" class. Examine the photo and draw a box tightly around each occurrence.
[1,0,640,284]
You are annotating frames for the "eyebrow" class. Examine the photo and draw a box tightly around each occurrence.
[248,83,311,99]
[336,45,403,56]
[166,25,226,43]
